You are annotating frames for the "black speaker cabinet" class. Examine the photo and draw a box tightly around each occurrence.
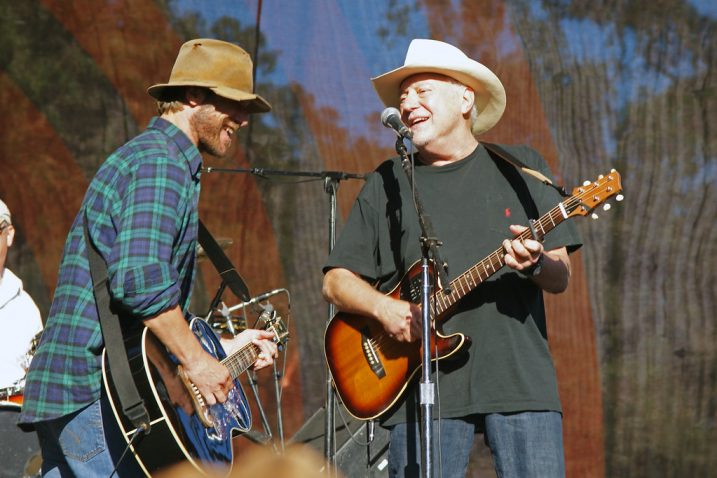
[289,406,390,477]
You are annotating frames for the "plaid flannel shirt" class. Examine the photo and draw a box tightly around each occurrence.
[19,117,202,424]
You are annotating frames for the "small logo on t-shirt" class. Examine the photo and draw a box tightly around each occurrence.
[504,208,511,217]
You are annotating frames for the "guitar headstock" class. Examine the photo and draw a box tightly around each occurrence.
[567,169,624,219]
[257,307,289,350]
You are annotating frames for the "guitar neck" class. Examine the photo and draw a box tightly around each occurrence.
[221,343,260,379]
[432,200,571,317]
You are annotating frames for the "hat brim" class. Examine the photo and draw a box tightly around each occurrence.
[147,82,272,114]
[371,64,506,136]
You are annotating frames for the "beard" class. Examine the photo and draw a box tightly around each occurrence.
[190,105,232,158]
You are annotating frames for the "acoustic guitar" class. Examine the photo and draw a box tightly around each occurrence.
[103,309,288,476]
[324,170,623,420]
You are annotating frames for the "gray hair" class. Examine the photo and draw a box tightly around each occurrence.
[445,77,480,135]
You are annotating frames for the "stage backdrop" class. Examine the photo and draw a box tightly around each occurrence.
[1,1,715,476]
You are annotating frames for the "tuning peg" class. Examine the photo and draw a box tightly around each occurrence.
[616,194,624,202]
[598,175,604,180]
[603,203,611,211]
[591,213,599,220]
[583,180,592,186]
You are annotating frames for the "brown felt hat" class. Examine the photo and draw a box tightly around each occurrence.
[148,38,271,114]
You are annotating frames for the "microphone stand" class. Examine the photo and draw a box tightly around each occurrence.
[202,166,365,475]
[394,137,451,478]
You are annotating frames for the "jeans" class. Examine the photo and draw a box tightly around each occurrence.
[387,411,565,478]
[35,396,144,477]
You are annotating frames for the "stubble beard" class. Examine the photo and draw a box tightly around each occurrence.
[191,106,230,158]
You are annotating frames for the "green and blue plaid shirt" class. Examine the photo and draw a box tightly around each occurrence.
[19,117,202,424]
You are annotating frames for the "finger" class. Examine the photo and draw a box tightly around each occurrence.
[254,330,273,340]
[502,239,514,256]
[215,388,228,404]
[254,339,277,357]
[503,252,519,269]
[203,391,217,406]
[522,239,542,255]
[511,239,529,258]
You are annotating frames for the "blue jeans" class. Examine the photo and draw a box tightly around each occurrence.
[387,411,565,478]
[35,397,144,477]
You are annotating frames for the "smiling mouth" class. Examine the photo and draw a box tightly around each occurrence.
[408,116,429,127]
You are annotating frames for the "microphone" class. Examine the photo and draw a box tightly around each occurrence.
[381,107,412,139]
[246,288,285,306]
[226,288,287,313]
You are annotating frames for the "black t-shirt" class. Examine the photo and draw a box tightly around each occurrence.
[325,144,582,425]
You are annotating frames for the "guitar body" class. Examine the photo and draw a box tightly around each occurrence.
[102,318,251,477]
[324,261,469,420]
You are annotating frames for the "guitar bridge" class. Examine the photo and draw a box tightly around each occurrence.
[360,327,386,378]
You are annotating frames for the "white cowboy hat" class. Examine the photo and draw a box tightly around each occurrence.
[371,39,506,135]
[148,38,271,114]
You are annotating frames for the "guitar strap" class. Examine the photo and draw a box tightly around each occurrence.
[197,219,251,302]
[481,142,569,197]
[82,215,249,435]
[83,217,150,432]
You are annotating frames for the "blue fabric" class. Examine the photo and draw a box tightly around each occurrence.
[36,397,144,477]
[388,418,475,478]
[387,411,564,478]
[485,411,565,478]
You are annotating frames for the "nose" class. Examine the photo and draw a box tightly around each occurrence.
[399,90,419,119]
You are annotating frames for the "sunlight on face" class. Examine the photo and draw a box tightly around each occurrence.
[191,95,250,158]
[398,74,468,149]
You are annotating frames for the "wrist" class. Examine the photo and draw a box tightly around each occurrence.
[520,253,544,277]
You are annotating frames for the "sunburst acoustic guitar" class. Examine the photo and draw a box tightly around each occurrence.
[325,170,623,420]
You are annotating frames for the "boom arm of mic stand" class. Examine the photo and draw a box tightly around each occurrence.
[202,166,366,182]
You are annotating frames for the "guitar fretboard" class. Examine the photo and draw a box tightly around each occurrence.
[221,344,260,379]
[431,195,579,318]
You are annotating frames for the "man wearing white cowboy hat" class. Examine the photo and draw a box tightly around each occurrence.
[19,38,279,476]
[323,39,581,477]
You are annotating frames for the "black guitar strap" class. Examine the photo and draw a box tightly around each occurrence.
[197,219,251,302]
[83,218,151,433]
[482,142,569,197]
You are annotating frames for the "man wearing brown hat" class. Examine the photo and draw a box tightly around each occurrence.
[19,39,278,476]
[323,39,582,477]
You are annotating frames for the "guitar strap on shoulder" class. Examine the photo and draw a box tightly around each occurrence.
[197,219,251,302]
[82,217,151,433]
[481,142,569,197]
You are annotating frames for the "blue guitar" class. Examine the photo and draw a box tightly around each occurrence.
[102,310,288,476]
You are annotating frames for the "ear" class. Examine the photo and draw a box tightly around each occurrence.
[461,87,475,115]
[185,87,209,107]
[6,225,14,248]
